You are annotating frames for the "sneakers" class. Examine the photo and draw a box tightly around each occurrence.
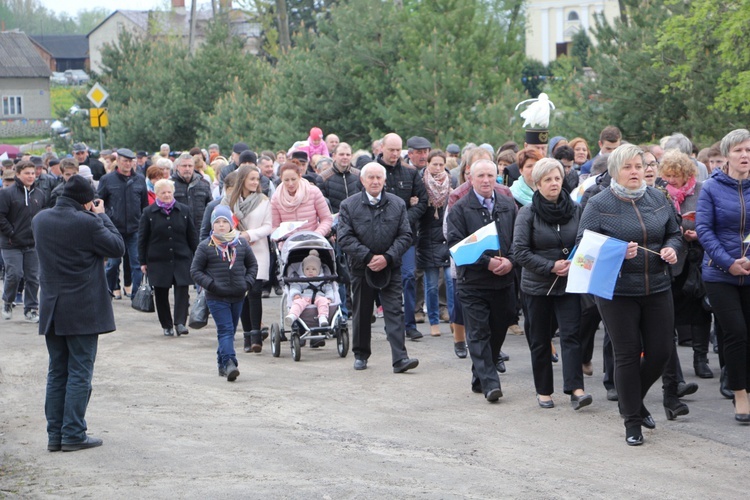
[318,316,329,328]
[2,302,12,320]
[24,310,39,323]
[284,314,297,329]
[225,359,240,382]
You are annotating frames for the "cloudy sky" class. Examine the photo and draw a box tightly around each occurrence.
[38,0,212,16]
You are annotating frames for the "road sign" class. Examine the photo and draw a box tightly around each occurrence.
[90,108,108,128]
[86,83,109,108]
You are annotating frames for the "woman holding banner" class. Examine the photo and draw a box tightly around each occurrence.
[577,144,681,446]
[513,158,589,410]
[696,128,750,424]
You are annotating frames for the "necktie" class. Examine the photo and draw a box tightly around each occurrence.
[484,197,493,212]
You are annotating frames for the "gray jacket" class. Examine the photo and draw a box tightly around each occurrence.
[513,203,581,296]
[577,187,682,296]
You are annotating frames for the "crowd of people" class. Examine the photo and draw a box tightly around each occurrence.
[2,123,750,451]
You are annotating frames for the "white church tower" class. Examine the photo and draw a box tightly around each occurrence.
[525,0,620,65]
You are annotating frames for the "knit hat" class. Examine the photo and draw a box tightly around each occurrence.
[78,165,93,180]
[302,250,322,275]
[62,175,95,205]
[238,150,258,165]
[309,127,323,141]
[211,205,235,227]
[232,142,250,154]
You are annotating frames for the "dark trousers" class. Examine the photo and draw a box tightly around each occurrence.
[351,270,408,365]
[459,285,515,394]
[401,246,417,330]
[705,282,750,391]
[580,294,615,390]
[525,293,583,395]
[1,247,39,312]
[154,285,189,329]
[596,290,674,428]
[241,279,265,335]
[45,332,99,445]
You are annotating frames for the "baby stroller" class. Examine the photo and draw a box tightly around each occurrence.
[270,231,349,361]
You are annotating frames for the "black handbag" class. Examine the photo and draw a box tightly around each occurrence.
[188,289,209,329]
[681,247,706,299]
[131,275,155,313]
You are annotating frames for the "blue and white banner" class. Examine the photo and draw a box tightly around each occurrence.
[450,221,500,266]
[565,230,628,300]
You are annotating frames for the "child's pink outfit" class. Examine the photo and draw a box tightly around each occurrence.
[289,295,330,319]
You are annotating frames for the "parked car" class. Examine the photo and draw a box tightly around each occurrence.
[64,70,90,85]
[50,72,68,85]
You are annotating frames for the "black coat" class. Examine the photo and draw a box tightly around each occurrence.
[319,164,361,213]
[446,191,517,290]
[200,198,222,241]
[32,196,125,336]
[138,202,199,288]
[172,172,213,232]
[338,190,412,275]
[191,238,258,303]
[417,202,450,269]
[97,169,148,235]
[0,177,46,249]
[512,203,581,296]
[376,154,428,235]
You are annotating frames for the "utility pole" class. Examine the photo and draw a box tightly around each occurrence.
[275,0,291,54]
[189,0,198,55]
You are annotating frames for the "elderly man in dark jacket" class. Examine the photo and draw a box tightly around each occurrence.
[33,175,125,451]
[338,162,419,374]
[446,160,517,402]
[97,148,148,296]
[376,133,428,340]
[0,161,46,322]
[172,153,213,233]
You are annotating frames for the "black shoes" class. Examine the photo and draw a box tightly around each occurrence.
[676,381,699,398]
[454,341,468,359]
[625,426,643,446]
[720,367,733,399]
[48,442,61,452]
[500,351,510,361]
[496,359,506,373]
[61,436,103,452]
[663,397,689,420]
[163,327,174,336]
[406,329,423,341]
[274,284,283,296]
[606,388,619,401]
[485,387,503,402]
[250,330,263,353]
[694,354,714,378]
[537,395,554,409]
[225,359,239,382]
[393,358,419,373]
[641,407,656,429]
[243,333,252,353]
[570,393,593,411]
[175,324,189,336]
[354,358,367,371]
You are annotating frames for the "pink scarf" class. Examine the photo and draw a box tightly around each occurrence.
[666,176,696,213]
[277,177,310,212]
[424,169,451,218]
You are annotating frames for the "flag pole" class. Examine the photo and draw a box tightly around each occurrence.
[637,245,662,256]
[546,275,560,296]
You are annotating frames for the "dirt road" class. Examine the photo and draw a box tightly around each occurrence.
[1,294,747,498]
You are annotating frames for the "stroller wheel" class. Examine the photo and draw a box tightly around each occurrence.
[337,326,349,358]
[291,334,301,362]
[270,323,281,358]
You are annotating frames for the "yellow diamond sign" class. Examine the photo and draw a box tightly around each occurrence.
[86,83,109,108]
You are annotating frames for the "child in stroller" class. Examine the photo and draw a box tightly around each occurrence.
[285,250,335,328]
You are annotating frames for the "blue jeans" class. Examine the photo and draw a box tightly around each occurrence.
[106,232,141,294]
[424,266,453,325]
[1,247,39,311]
[401,245,417,330]
[45,333,99,445]
[207,299,243,369]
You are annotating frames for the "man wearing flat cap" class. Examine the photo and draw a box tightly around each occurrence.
[72,142,105,181]
[406,136,431,171]
[34,175,125,452]
[97,148,148,298]
[338,162,419,374]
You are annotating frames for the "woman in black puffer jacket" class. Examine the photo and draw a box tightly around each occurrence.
[417,150,455,337]
[191,205,258,382]
[578,144,682,446]
[513,158,589,411]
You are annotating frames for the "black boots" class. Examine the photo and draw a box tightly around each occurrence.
[720,366,733,399]
[249,330,263,353]
[693,353,714,379]
[243,333,252,353]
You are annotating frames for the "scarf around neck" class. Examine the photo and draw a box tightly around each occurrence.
[665,176,696,213]
[209,230,241,269]
[277,177,310,212]
[510,176,534,206]
[423,169,451,218]
[531,188,576,225]
[222,192,266,231]
[155,198,176,215]
[610,178,647,200]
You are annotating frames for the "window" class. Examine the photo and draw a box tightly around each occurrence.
[2,96,23,116]
[568,11,580,21]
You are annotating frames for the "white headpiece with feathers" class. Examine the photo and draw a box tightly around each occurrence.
[515,93,556,129]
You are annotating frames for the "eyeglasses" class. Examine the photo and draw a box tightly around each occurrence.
[645,162,659,170]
